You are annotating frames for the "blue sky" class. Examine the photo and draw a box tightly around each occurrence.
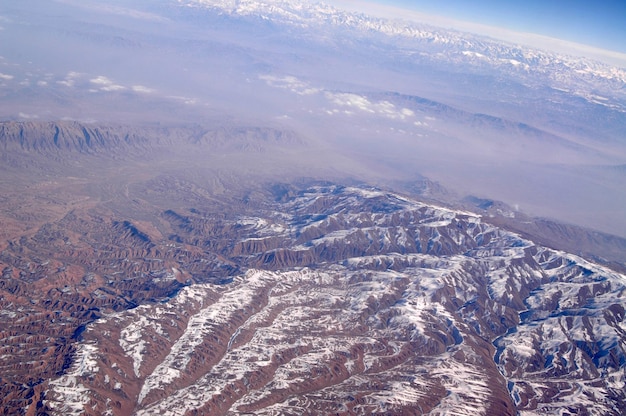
[381,0,626,54]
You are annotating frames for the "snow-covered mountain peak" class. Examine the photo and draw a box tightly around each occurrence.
[182,0,626,102]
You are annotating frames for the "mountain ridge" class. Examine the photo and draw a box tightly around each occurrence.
[1,1,625,413]
[181,0,626,94]
[39,184,626,415]
[1,122,624,413]
[0,121,306,155]
[2,119,624,268]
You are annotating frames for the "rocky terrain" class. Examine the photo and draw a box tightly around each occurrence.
[1,121,625,415]
[0,120,315,415]
[44,185,626,415]
[2,0,626,414]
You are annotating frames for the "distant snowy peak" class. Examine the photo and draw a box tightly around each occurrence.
[183,0,476,40]
[183,0,412,36]
[181,0,626,102]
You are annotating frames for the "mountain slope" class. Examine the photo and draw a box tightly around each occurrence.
[41,185,626,415]
[2,0,626,410]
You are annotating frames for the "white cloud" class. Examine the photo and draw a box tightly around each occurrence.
[90,75,113,85]
[61,116,97,123]
[55,72,152,94]
[0,72,13,80]
[401,108,415,117]
[327,92,376,113]
[259,74,321,95]
[260,73,416,121]
[131,85,154,93]
[326,92,415,120]
[167,95,197,105]
[101,85,126,91]
[57,71,82,87]
[18,112,38,119]
[90,75,126,91]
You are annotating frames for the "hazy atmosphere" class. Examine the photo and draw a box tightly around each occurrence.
[2,0,624,236]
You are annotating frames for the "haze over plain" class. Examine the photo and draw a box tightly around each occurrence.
[1,0,625,236]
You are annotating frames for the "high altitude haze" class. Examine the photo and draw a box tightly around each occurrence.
[1,0,625,237]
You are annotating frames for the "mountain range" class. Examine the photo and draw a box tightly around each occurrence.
[0,121,624,415]
[1,0,626,414]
